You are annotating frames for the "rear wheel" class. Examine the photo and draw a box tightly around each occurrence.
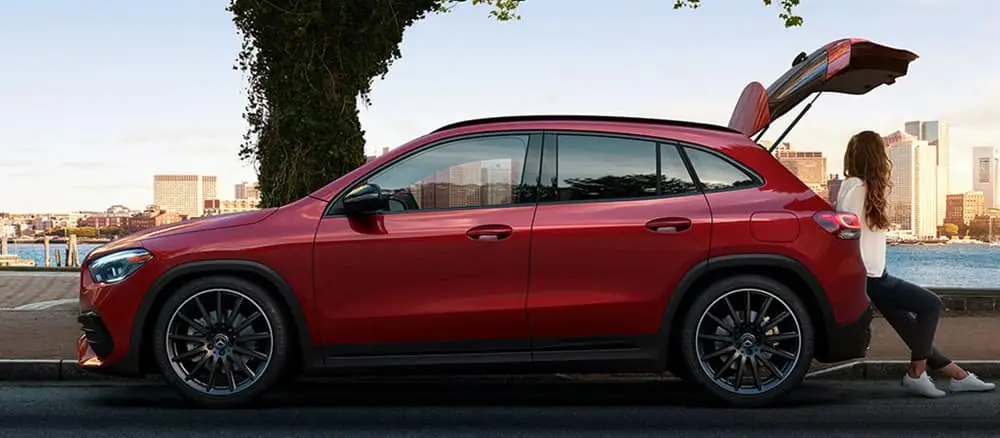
[679,274,814,408]
[152,275,292,408]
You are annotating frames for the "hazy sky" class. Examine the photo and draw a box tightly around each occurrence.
[2,0,999,212]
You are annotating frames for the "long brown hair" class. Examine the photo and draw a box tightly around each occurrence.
[843,130,892,230]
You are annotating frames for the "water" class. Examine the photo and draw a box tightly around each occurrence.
[6,243,103,267]
[5,243,1000,288]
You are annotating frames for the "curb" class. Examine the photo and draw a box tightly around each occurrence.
[0,360,154,382]
[4,359,1000,383]
[805,360,1000,380]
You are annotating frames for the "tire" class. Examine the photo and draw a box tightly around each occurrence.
[152,275,293,408]
[679,274,814,408]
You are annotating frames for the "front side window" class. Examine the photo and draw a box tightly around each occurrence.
[366,134,529,212]
[683,146,759,191]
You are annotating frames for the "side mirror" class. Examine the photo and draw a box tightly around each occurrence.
[342,183,384,216]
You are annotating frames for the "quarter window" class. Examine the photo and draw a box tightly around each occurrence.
[683,146,759,191]
[366,135,529,212]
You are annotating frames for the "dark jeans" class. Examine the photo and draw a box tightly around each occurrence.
[866,271,953,370]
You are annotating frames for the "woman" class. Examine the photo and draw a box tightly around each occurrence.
[837,130,995,398]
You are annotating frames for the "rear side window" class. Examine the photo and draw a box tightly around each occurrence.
[660,144,700,195]
[683,146,760,191]
[555,135,659,201]
[548,134,698,202]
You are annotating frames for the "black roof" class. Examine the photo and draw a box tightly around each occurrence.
[432,114,740,134]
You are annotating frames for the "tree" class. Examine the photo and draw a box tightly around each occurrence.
[941,222,959,238]
[228,0,803,208]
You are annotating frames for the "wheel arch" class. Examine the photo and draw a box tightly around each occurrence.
[661,253,835,365]
[131,259,315,374]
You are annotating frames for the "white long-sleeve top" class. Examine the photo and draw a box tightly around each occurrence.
[836,176,887,278]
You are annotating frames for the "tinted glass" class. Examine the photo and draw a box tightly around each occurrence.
[659,144,699,195]
[683,146,758,191]
[367,135,528,212]
[556,135,658,201]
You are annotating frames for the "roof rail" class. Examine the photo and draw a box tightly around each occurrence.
[432,114,740,134]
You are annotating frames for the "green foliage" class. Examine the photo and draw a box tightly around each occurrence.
[941,222,960,238]
[228,0,803,208]
[673,0,803,27]
[969,217,998,241]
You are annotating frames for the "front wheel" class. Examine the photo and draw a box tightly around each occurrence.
[679,274,814,408]
[152,275,292,408]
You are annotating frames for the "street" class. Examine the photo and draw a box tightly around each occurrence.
[2,379,999,437]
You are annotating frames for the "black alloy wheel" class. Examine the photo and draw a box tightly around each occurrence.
[152,275,292,408]
[679,274,814,408]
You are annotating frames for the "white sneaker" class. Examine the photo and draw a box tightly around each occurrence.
[901,372,946,398]
[948,372,996,393]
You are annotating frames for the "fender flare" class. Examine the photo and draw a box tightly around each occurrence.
[128,259,314,373]
[660,253,834,353]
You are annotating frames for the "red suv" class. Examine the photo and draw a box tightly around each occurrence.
[77,38,917,408]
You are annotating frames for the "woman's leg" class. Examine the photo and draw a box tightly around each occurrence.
[867,275,942,360]
[868,274,994,393]
[866,273,946,397]
[878,307,955,375]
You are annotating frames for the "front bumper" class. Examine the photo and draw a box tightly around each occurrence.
[76,261,159,378]
[76,309,145,377]
[78,310,114,358]
[817,304,874,363]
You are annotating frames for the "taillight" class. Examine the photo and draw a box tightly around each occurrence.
[813,210,861,240]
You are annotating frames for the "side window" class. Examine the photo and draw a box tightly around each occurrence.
[659,144,699,195]
[683,146,759,191]
[555,135,658,201]
[366,135,529,212]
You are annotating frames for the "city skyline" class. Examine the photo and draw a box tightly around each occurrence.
[3,1,1000,212]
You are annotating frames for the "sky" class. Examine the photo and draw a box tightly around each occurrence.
[2,0,999,213]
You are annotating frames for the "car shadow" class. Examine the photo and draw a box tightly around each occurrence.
[94,378,855,410]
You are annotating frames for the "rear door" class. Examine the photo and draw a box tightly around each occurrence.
[526,132,712,363]
[729,38,919,137]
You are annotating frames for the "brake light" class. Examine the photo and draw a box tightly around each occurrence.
[813,210,861,240]
[826,39,852,79]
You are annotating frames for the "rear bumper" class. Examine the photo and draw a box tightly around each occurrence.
[816,303,873,363]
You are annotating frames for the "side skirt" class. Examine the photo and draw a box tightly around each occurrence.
[302,335,665,377]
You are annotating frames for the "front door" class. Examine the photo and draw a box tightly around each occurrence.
[526,133,713,361]
[313,133,541,362]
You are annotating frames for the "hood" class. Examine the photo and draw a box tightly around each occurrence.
[728,38,919,138]
[84,208,279,262]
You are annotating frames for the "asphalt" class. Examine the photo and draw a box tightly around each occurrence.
[1,379,999,437]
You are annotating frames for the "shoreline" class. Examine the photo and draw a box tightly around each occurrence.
[2,239,110,245]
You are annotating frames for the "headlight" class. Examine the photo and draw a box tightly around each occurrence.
[89,249,153,284]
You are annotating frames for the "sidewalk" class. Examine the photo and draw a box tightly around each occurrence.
[2,309,999,361]
[0,271,77,310]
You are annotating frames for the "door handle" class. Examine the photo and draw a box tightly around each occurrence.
[645,217,692,233]
[466,224,514,241]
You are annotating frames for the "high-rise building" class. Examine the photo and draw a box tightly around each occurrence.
[201,176,218,203]
[905,121,950,226]
[973,147,1000,209]
[887,139,938,238]
[235,182,261,200]
[882,130,908,147]
[945,191,985,227]
[773,142,827,197]
[153,174,218,218]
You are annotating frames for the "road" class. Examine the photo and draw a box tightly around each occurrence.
[2,379,999,437]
